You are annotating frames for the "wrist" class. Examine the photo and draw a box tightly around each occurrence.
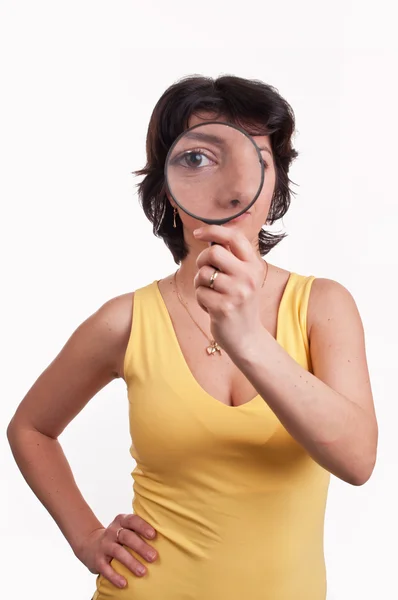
[225,324,268,368]
[70,519,105,558]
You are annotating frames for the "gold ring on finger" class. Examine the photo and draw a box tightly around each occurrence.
[209,269,219,289]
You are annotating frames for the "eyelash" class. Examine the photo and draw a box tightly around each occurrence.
[175,148,216,167]
[174,148,268,170]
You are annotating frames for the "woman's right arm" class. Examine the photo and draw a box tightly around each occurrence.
[6,292,157,587]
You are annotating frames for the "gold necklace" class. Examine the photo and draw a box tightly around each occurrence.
[173,261,269,356]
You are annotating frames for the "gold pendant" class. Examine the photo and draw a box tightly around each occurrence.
[206,341,222,356]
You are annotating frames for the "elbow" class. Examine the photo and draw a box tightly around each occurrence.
[348,423,378,486]
[347,454,377,486]
[6,417,17,445]
[349,470,373,486]
[6,415,31,447]
[6,418,22,452]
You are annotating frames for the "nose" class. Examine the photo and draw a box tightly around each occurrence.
[215,196,244,211]
[214,150,254,212]
[214,179,249,213]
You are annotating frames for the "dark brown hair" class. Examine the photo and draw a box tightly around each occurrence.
[135,75,299,264]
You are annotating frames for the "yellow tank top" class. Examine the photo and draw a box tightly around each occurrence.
[93,272,330,600]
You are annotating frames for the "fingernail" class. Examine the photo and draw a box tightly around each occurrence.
[138,566,146,575]
[119,579,126,588]
[193,228,203,237]
[148,550,156,560]
[147,530,155,538]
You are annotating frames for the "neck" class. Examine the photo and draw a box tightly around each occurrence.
[176,249,203,301]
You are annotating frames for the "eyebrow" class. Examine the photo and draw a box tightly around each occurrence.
[258,146,272,156]
[183,132,272,156]
[184,131,226,146]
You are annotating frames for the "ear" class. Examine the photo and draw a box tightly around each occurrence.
[165,190,176,208]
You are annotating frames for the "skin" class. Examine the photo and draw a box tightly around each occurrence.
[6,111,378,590]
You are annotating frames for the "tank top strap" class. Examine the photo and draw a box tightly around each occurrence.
[123,280,180,386]
[277,273,316,372]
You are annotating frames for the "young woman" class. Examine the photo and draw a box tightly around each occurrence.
[7,75,378,600]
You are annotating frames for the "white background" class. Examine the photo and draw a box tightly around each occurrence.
[1,1,397,598]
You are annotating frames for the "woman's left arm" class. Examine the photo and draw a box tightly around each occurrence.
[235,278,378,485]
[194,227,378,486]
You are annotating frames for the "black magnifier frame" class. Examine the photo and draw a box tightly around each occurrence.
[164,120,265,226]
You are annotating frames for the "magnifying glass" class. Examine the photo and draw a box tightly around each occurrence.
[164,121,265,226]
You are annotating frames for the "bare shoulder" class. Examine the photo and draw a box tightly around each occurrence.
[8,291,135,438]
[307,277,361,338]
[67,290,135,379]
[306,277,377,423]
[95,291,135,379]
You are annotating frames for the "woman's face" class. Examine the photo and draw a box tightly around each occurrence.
[168,111,276,252]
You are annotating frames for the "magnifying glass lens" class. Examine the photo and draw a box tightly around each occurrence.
[165,122,264,225]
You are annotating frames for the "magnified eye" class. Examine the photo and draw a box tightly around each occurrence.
[184,152,207,167]
[174,150,216,169]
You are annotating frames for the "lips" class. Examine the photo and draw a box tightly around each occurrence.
[228,211,251,223]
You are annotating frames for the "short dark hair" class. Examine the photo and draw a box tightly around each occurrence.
[135,74,299,264]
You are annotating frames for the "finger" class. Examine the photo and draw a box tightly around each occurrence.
[98,559,128,589]
[111,544,148,577]
[120,514,156,540]
[196,243,241,274]
[196,287,227,316]
[194,266,231,294]
[117,528,157,563]
[194,225,253,261]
